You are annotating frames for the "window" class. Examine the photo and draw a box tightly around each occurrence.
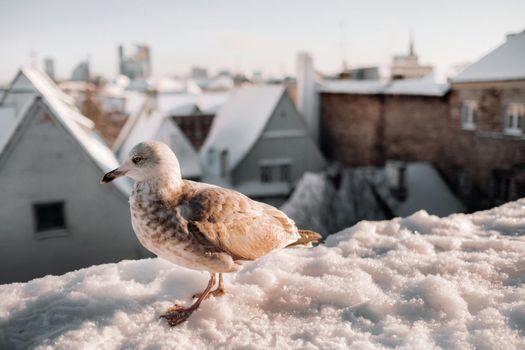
[33,201,66,237]
[492,171,511,201]
[220,150,229,178]
[260,165,272,183]
[279,164,291,182]
[460,101,477,130]
[504,103,524,136]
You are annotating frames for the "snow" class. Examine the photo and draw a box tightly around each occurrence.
[384,76,449,97]
[200,85,285,169]
[2,198,524,349]
[320,80,388,95]
[378,162,465,217]
[320,76,449,97]
[282,164,463,237]
[0,68,131,196]
[453,30,525,83]
[115,92,228,179]
[116,99,202,179]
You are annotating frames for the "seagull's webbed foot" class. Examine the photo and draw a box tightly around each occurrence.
[160,273,216,327]
[192,273,225,299]
[160,305,195,327]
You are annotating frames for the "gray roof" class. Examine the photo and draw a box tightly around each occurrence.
[453,31,525,83]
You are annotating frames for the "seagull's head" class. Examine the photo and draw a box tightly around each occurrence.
[101,141,181,184]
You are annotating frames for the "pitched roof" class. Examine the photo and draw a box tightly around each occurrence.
[377,162,465,217]
[114,92,229,178]
[0,68,131,196]
[200,85,285,169]
[453,31,525,83]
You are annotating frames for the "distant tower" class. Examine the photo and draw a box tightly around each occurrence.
[44,58,55,80]
[339,21,349,74]
[296,52,319,144]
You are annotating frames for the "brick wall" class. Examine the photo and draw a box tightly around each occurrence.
[320,80,525,210]
[320,93,383,165]
[444,81,525,209]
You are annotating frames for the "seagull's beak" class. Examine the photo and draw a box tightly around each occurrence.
[100,167,126,184]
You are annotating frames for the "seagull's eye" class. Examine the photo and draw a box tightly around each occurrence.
[132,156,143,165]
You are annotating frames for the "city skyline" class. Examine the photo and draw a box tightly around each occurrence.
[1,0,524,83]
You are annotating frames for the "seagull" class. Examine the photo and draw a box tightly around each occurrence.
[101,141,322,326]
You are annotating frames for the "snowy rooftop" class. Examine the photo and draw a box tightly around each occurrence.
[320,76,449,97]
[1,199,524,349]
[200,85,285,169]
[453,30,525,83]
[320,80,388,95]
[379,162,465,217]
[0,68,131,196]
[114,92,228,179]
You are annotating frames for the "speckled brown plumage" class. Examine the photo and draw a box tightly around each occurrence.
[101,141,322,327]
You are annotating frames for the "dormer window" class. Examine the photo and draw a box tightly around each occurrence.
[504,103,524,136]
[460,101,477,130]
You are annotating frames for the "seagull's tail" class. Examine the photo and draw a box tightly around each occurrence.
[287,230,324,248]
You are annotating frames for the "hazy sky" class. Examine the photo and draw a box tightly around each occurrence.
[1,0,524,83]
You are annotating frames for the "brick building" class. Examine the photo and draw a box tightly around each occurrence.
[318,31,525,211]
[445,31,525,209]
[320,78,450,167]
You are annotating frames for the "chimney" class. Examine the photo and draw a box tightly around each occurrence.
[296,52,319,144]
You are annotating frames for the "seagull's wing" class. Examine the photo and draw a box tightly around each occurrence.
[182,186,300,260]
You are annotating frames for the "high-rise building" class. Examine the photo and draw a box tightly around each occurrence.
[71,61,90,81]
[118,44,152,80]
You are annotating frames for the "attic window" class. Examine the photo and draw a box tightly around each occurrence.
[460,101,477,130]
[504,103,524,136]
[33,201,67,238]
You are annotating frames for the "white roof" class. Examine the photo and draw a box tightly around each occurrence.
[320,80,387,94]
[0,68,131,196]
[381,162,465,217]
[200,85,285,169]
[116,104,202,178]
[384,76,449,96]
[453,31,525,83]
[114,92,229,179]
[320,76,449,96]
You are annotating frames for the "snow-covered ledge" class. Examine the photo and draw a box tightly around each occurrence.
[1,200,525,349]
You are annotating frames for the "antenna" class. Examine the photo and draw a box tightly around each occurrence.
[339,20,348,73]
[409,29,415,56]
[30,48,38,68]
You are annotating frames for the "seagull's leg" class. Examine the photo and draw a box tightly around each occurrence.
[193,273,225,299]
[160,273,216,327]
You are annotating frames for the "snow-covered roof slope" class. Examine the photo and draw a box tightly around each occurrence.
[320,80,388,94]
[1,199,525,349]
[114,92,231,178]
[200,85,285,169]
[453,31,525,83]
[381,162,465,217]
[385,76,450,96]
[0,68,131,196]
[320,76,449,96]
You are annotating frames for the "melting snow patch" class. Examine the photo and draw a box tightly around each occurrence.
[1,200,525,349]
